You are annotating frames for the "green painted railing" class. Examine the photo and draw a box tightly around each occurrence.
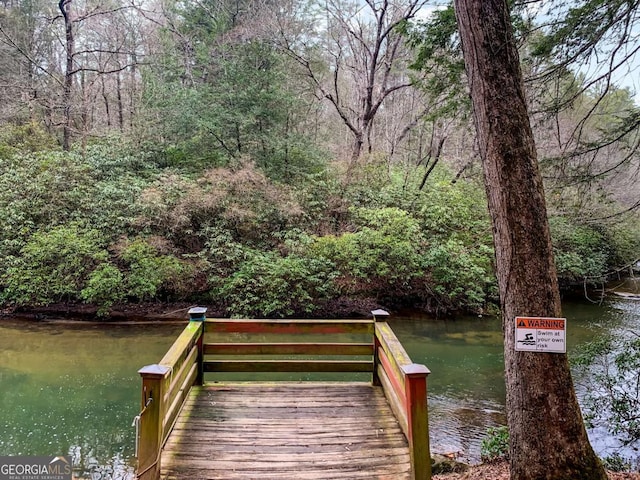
[135,312,431,480]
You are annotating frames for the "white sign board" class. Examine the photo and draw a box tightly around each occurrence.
[515,317,566,353]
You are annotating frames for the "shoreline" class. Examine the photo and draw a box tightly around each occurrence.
[1,297,389,322]
[433,460,640,479]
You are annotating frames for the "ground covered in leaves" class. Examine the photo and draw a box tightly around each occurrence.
[433,460,640,480]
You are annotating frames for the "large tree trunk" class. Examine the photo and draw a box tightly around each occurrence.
[453,1,607,479]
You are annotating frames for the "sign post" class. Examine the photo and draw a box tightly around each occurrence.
[515,317,566,353]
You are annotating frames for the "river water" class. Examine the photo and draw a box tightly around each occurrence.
[0,320,185,479]
[390,293,640,464]
[0,291,639,477]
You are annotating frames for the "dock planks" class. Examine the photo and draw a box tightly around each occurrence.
[160,383,412,480]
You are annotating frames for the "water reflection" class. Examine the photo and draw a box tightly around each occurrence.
[388,313,506,462]
[1,298,638,474]
[0,319,185,479]
[392,298,640,463]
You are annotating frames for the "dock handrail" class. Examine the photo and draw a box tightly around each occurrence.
[136,321,203,480]
[375,321,431,480]
[136,313,431,480]
[204,318,375,374]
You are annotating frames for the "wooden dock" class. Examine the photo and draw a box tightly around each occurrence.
[162,384,411,479]
[135,314,431,480]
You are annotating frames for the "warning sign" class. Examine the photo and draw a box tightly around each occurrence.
[515,316,566,353]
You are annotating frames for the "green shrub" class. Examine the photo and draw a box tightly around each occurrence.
[211,250,336,318]
[601,454,631,472]
[0,151,93,247]
[549,217,609,285]
[2,224,107,306]
[423,239,496,312]
[481,426,509,462]
[137,164,303,252]
[0,122,57,157]
[80,263,126,315]
[118,238,193,302]
[603,218,640,273]
[0,148,149,266]
[311,207,426,299]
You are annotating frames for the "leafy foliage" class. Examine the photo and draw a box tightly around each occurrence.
[0,122,57,158]
[549,217,610,285]
[141,29,321,180]
[601,454,632,473]
[81,263,125,315]
[136,163,304,253]
[404,4,469,119]
[548,215,640,287]
[481,426,510,462]
[211,250,336,318]
[423,238,495,312]
[117,238,194,302]
[573,333,640,451]
[311,207,426,299]
[0,120,637,318]
[2,224,108,306]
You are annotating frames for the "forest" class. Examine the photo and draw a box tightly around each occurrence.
[0,0,639,318]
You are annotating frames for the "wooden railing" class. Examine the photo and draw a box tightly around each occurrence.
[204,318,375,374]
[375,321,431,480]
[135,313,431,480]
[135,321,203,480]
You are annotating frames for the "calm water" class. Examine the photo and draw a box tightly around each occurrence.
[0,319,185,479]
[0,295,639,476]
[389,295,640,463]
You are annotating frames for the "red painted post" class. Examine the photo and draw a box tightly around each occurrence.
[403,363,431,480]
[137,364,171,480]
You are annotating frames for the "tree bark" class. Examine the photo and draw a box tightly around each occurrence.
[453,1,607,479]
[60,0,73,151]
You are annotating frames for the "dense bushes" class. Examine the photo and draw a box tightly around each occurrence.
[2,225,108,306]
[310,208,427,297]
[1,226,195,315]
[210,250,336,318]
[549,216,640,287]
[0,135,638,317]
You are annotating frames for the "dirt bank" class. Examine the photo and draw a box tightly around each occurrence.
[433,460,640,480]
[5,297,386,321]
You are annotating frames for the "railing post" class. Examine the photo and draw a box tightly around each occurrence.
[137,364,171,480]
[402,363,431,480]
[371,309,389,386]
[188,307,207,386]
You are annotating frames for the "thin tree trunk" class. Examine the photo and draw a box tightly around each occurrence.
[453,1,607,479]
[116,71,124,131]
[102,75,112,128]
[129,53,137,130]
[59,0,73,151]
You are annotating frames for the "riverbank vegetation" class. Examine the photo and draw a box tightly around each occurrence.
[1,0,639,318]
[1,124,637,318]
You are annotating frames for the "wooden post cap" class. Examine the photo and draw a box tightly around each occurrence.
[401,363,431,377]
[371,309,390,320]
[138,364,171,378]
[188,307,207,321]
